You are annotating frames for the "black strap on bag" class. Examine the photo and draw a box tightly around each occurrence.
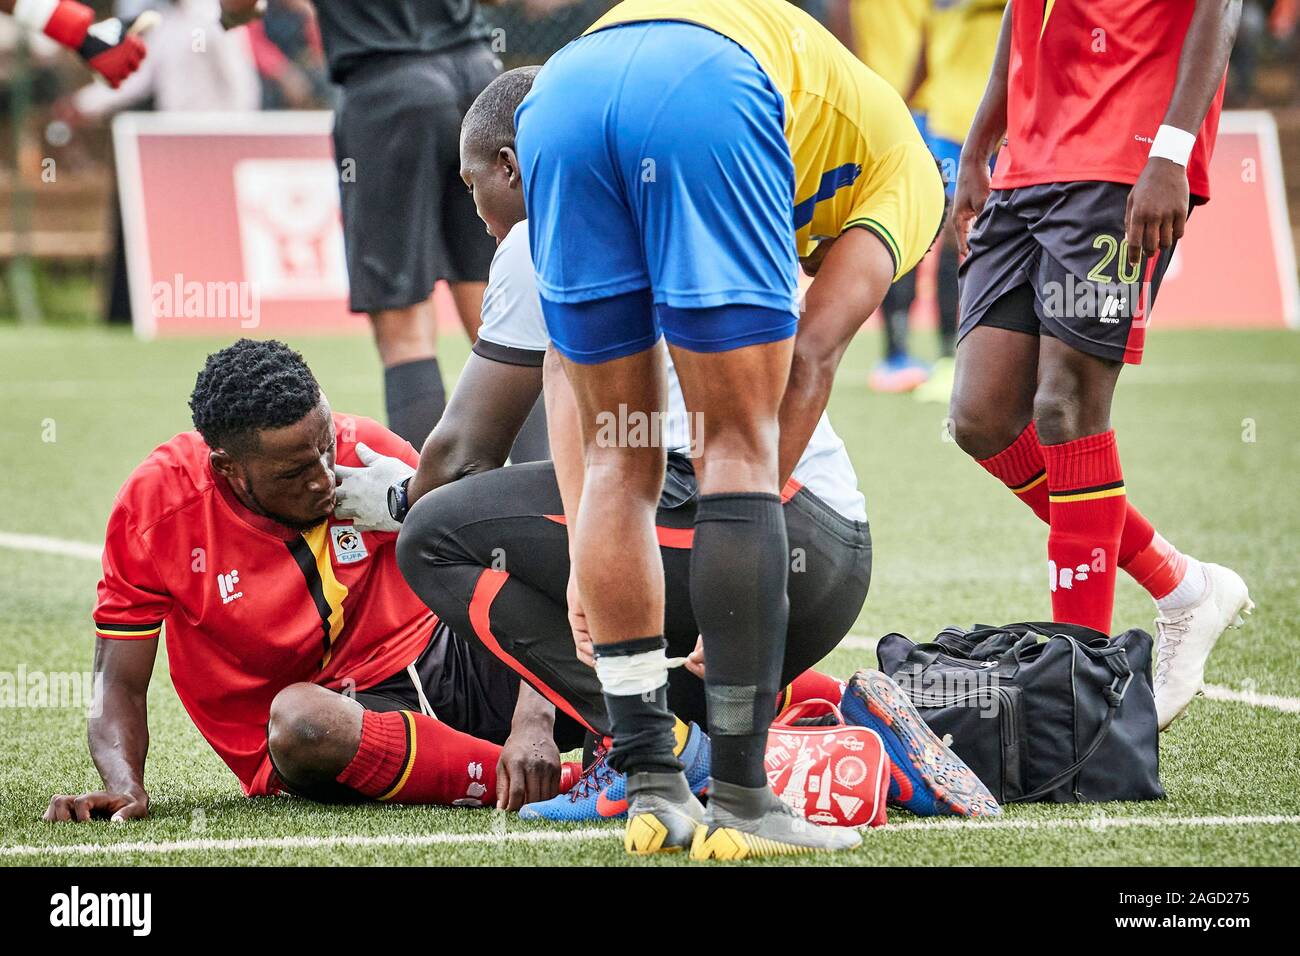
[1010,664,1134,803]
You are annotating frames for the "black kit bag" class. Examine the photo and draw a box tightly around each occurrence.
[876,622,1164,803]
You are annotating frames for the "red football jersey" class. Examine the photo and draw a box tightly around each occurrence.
[991,0,1225,199]
[94,413,432,796]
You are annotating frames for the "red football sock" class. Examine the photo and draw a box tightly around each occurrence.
[1115,510,1189,601]
[979,422,1189,601]
[337,709,500,806]
[778,670,846,713]
[977,421,1050,522]
[1043,430,1127,633]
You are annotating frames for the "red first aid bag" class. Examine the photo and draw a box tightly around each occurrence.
[765,698,890,828]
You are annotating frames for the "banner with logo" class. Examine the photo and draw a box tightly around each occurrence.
[113,111,362,339]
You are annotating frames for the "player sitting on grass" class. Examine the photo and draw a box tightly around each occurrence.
[43,339,587,824]
[332,67,999,828]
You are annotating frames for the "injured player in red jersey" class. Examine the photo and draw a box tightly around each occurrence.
[44,338,587,822]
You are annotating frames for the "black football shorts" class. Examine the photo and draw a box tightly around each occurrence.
[958,181,1187,365]
[333,43,500,314]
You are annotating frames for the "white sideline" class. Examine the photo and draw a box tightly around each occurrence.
[0,531,101,562]
[3,814,1298,859]
[5,532,1299,716]
[1202,683,1300,714]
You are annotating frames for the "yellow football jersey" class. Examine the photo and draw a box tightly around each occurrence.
[919,0,1007,144]
[849,0,927,97]
[585,0,945,279]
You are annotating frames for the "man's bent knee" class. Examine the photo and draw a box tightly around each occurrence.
[267,683,361,786]
[949,397,1028,461]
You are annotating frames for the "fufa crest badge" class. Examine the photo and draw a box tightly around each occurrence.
[330,524,368,565]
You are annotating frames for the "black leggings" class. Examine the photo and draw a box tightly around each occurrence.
[395,459,872,736]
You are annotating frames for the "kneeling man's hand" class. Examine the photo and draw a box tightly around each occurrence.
[334,442,415,534]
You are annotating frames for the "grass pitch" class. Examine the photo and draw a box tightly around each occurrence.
[1,323,1298,866]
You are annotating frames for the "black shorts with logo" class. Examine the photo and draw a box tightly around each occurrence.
[333,42,500,313]
[958,181,1186,365]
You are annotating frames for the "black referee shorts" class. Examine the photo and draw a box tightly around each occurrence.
[395,458,873,736]
[334,43,500,314]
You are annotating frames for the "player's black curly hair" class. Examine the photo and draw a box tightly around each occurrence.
[189,338,321,455]
[460,65,541,158]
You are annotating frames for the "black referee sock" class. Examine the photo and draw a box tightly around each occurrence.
[384,357,446,449]
[881,269,917,360]
[691,493,789,789]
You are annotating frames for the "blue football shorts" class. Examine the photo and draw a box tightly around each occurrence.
[515,20,800,364]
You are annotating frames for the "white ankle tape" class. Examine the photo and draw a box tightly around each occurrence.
[595,648,687,697]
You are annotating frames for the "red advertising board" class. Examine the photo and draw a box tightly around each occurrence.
[1154,111,1299,328]
[114,111,364,339]
[115,110,1298,339]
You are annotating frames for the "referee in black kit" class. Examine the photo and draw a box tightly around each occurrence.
[221,0,544,456]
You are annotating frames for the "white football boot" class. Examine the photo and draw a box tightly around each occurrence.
[1153,563,1254,731]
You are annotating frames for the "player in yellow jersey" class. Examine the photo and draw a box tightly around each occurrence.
[826,0,927,98]
[908,0,1007,402]
[514,0,947,859]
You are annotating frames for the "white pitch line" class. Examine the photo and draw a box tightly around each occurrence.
[6,532,1299,717]
[0,827,616,859]
[884,814,1300,833]
[1202,683,1300,714]
[0,531,101,562]
[4,814,1298,859]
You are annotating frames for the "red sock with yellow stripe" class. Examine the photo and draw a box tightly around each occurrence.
[977,421,1051,522]
[336,709,501,806]
[1043,430,1127,633]
[978,422,1193,606]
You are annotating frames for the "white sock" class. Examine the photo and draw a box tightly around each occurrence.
[1155,558,1208,612]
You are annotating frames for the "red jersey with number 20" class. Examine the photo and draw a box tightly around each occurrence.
[991,0,1225,200]
[93,414,432,797]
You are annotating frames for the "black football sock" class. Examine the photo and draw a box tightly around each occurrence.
[595,636,681,777]
[881,269,917,360]
[691,493,789,789]
[384,357,446,448]
[937,241,960,358]
[509,396,550,463]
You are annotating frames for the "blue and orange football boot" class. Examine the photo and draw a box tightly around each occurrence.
[519,719,710,822]
[841,669,1001,817]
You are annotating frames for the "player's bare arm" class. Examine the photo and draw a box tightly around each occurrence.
[407,355,543,505]
[953,1,1012,257]
[43,636,156,823]
[1124,0,1242,264]
[778,228,896,484]
[5,0,150,88]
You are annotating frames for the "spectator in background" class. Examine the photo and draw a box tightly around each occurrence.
[65,0,258,118]
[247,0,331,110]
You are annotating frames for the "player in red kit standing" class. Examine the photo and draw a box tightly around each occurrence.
[949,0,1252,731]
